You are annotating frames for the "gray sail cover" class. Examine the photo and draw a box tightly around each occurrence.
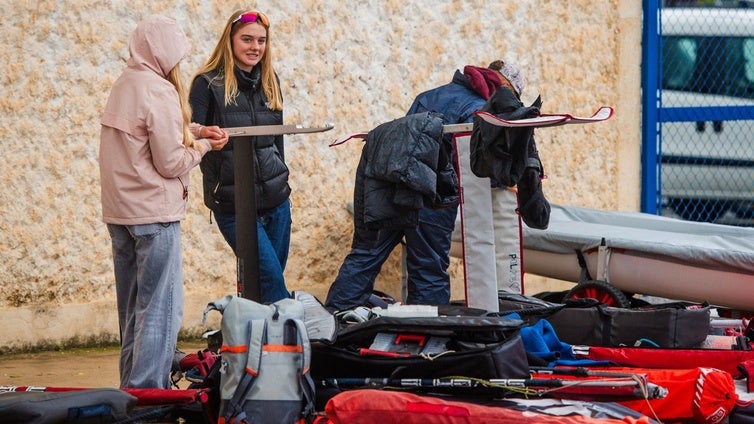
[522,204,754,274]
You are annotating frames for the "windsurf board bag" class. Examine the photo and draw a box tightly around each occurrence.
[324,388,655,424]
[310,312,529,382]
[605,366,737,423]
[203,295,316,424]
[545,300,711,348]
[0,388,136,424]
[574,344,754,376]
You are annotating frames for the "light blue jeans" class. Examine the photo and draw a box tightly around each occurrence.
[107,222,183,389]
[213,199,292,303]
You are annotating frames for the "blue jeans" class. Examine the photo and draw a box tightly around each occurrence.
[107,222,183,389]
[214,199,291,303]
[325,206,456,311]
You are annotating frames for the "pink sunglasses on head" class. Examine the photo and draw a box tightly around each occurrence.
[232,11,269,27]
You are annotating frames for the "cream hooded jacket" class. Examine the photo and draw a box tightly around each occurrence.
[99,15,208,225]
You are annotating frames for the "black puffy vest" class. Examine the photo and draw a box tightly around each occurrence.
[197,67,290,214]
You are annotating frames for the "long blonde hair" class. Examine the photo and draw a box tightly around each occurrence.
[166,63,195,148]
[192,10,282,110]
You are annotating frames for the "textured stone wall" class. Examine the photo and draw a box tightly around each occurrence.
[0,0,642,350]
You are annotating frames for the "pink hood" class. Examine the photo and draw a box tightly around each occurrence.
[102,15,191,135]
[127,14,190,79]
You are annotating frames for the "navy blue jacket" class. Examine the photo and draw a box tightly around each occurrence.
[407,70,487,125]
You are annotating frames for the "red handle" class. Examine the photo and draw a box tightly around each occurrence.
[394,334,426,346]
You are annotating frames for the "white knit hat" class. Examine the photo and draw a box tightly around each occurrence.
[489,60,526,96]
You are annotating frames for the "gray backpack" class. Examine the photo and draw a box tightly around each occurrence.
[204,295,315,424]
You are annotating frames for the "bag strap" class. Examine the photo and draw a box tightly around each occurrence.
[222,318,267,424]
[575,250,593,282]
[245,318,266,375]
[300,373,317,418]
[290,318,316,417]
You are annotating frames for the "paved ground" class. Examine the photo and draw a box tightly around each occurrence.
[1,340,206,390]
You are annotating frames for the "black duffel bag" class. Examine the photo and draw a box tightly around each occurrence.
[310,313,528,381]
[545,300,711,348]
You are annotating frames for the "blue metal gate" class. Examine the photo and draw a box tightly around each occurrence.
[641,0,754,225]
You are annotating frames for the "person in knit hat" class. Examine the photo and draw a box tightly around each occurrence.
[326,62,506,311]
[463,58,550,301]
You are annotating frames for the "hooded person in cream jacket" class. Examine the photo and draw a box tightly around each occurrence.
[99,14,227,389]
